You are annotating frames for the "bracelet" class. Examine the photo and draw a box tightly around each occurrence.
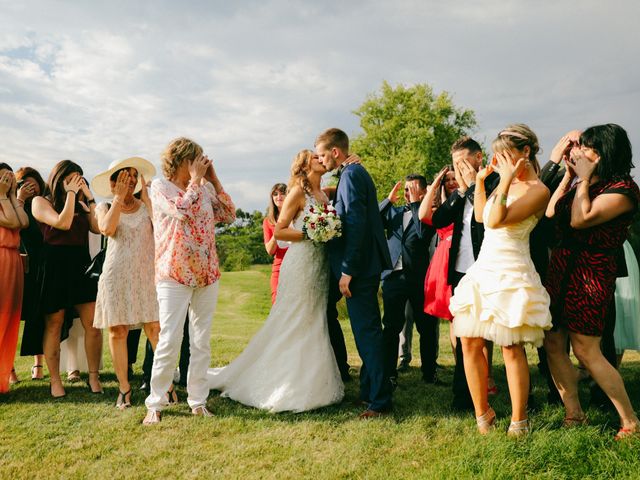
[499,193,508,206]
[87,198,96,205]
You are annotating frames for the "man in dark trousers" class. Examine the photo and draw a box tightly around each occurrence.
[317,127,393,418]
[379,174,438,388]
[432,137,499,411]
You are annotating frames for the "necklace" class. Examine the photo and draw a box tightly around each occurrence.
[119,199,138,212]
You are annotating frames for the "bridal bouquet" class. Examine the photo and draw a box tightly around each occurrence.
[302,202,342,243]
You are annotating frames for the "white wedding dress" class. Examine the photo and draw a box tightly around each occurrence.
[207,197,345,412]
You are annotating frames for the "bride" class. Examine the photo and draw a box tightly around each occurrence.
[207,149,345,412]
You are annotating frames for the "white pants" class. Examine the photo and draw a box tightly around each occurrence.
[145,279,219,411]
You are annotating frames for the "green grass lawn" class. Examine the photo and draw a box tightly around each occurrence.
[1,265,639,479]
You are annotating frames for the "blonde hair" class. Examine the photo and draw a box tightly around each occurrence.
[491,124,540,174]
[161,137,203,179]
[287,150,314,194]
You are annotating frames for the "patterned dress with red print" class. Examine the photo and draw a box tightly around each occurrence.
[545,176,640,336]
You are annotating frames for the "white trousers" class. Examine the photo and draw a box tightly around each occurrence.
[145,279,219,411]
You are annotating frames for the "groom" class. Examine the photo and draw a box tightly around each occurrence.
[315,128,393,418]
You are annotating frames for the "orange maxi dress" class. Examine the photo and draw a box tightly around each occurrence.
[0,225,23,393]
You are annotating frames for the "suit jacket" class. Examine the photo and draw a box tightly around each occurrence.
[328,164,392,279]
[431,172,500,284]
[378,199,436,281]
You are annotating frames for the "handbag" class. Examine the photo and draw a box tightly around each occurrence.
[85,234,108,280]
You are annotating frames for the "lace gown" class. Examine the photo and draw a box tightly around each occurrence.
[449,195,552,347]
[208,198,344,412]
[93,202,158,328]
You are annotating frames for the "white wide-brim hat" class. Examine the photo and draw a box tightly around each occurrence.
[91,157,157,198]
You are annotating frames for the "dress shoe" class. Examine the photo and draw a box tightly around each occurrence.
[359,409,389,420]
[397,361,410,373]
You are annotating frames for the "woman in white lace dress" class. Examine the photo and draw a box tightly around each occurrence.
[207,150,345,412]
[92,157,160,410]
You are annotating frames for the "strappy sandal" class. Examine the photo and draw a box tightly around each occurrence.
[116,389,132,410]
[192,405,213,417]
[9,368,19,385]
[67,370,81,383]
[166,384,178,405]
[476,407,496,435]
[86,371,103,394]
[31,365,44,380]
[142,410,161,425]
[507,418,530,437]
[562,415,588,427]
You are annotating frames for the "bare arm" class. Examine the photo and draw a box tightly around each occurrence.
[570,182,634,229]
[263,219,278,255]
[487,182,550,228]
[419,169,447,223]
[274,186,306,242]
[545,171,573,218]
[32,175,84,230]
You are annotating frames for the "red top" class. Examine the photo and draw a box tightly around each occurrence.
[262,218,288,271]
[40,212,90,246]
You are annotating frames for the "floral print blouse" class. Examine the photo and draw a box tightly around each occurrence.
[150,178,236,287]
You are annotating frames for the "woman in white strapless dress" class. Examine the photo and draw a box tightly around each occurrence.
[449,124,551,436]
[207,150,344,412]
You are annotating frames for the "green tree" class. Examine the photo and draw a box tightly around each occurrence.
[351,81,477,198]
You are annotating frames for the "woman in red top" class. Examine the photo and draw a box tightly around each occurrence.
[419,166,458,351]
[262,183,288,304]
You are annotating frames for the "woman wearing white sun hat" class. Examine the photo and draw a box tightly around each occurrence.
[91,157,160,410]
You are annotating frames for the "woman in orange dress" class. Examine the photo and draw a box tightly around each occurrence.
[0,162,29,393]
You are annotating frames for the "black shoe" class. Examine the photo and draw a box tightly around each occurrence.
[397,361,410,373]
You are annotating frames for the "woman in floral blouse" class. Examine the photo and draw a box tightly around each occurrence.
[143,137,235,425]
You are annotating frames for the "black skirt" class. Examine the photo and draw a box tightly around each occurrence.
[40,244,98,315]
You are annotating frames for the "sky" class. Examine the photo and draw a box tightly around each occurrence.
[1,0,639,211]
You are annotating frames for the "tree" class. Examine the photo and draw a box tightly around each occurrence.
[351,81,477,198]
[216,209,272,271]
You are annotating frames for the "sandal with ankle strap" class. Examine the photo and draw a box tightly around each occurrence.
[507,418,530,437]
[86,371,103,394]
[476,407,496,435]
[31,365,44,380]
[9,368,19,385]
[142,410,161,425]
[116,389,132,410]
[166,384,178,405]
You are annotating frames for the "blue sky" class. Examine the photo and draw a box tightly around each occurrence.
[1,0,638,211]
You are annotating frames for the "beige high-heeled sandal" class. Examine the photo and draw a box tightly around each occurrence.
[476,407,496,435]
[507,418,530,437]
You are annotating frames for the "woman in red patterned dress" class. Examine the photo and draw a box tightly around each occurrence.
[544,124,640,439]
[262,183,288,304]
[419,166,457,350]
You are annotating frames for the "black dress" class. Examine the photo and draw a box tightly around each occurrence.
[19,204,45,356]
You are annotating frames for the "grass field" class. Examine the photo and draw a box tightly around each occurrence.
[1,265,639,479]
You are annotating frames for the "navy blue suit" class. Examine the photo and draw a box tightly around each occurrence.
[327,164,393,412]
[379,199,438,383]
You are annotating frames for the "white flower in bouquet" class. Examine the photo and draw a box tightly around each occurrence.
[302,202,342,243]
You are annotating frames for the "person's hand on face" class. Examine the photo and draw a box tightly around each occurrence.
[0,171,13,196]
[406,181,423,203]
[189,154,211,183]
[17,179,37,202]
[113,170,131,200]
[493,150,525,182]
[569,147,598,181]
[63,173,84,195]
[387,181,402,204]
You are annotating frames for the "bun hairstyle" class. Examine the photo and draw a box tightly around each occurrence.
[491,123,541,174]
[287,149,314,195]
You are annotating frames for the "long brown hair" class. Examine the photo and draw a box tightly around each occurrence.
[287,150,314,195]
[266,183,287,225]
[45,160,83,213]
[15,167,46,197]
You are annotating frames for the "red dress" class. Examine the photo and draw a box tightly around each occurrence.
[262,218,288,304]
[0,226,23,393]
[545,176,640,336]
[423,221,454,320]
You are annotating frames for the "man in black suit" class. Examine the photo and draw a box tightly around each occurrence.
[432,137,500,411]
[379,174,438,387]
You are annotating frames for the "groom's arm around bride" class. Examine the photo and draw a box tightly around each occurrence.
[315,128,393,417]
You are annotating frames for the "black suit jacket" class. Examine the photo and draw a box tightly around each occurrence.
[431,172,500,285]
[378,199,436,281]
